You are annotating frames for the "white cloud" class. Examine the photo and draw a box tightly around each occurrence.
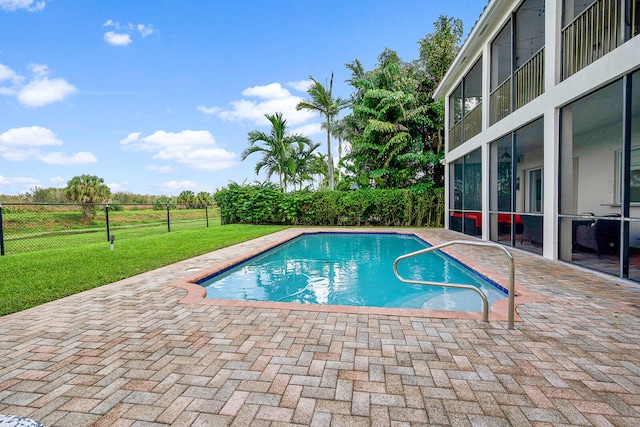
[120,130,237,171]
[158,180,216,195]
[287,80,313,92]
[0,175,39,189]
[292,123,323,137]
[28,62,48,78]
[8,64,77,107]
[50,176,65,184]
[0,63,24,96]
[146,165,174,173]
[120,132,141,144]
[0,63,23,84]
[0,126,62,146]
[0,63,76,106]
[103,20,155,46]
[242,82,291,99]
[37,151,97,165]
[137,24,154,37]
[18,77,77,107]
[107,182,122,192]
[210,82,318,126]
[196,105,221,115]
[104,31,132,47]
[0,0,46,12]
[0,126,97,165]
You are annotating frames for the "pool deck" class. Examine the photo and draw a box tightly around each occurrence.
[1,227,639,426]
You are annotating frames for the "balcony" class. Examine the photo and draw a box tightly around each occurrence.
[490,47,545,125]
[562,0,638,79]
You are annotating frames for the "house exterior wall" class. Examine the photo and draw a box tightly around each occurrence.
[435,0,640,262]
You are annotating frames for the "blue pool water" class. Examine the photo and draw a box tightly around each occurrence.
[197,233,507,312]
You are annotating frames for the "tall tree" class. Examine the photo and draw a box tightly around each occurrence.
[241,112,312,191]
[296,73,349,190]
[419,15,463,83]
[64,174,111,219]
[340,16,463,190]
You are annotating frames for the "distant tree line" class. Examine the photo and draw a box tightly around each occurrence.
[2,176,214,221]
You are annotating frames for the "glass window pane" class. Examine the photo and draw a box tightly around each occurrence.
[450,160,463,210]
[490,136,512,212]
[464,149,482,211]
[491,22,511,91]
[515,0,545,68]
[464,59,482,113]
[450,83,463,127]
[559,80,622,275]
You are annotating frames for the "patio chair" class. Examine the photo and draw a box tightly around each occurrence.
[575,215,621,257]
[520,214,543,244]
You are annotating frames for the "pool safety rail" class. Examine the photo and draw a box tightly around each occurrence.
[393,240,516,329]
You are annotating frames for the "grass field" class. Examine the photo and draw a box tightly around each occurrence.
[0,224,288,316]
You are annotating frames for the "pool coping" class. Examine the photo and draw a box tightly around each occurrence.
[168,228,549,323]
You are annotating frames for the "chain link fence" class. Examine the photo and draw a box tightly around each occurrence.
[0,202,219,255]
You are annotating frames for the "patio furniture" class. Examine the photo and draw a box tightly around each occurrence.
[520,215,543,244]
[574,215,621,256]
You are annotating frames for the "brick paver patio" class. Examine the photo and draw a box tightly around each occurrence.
[1,228,639,426]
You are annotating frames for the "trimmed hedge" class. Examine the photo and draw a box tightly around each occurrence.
[214,182,444,227]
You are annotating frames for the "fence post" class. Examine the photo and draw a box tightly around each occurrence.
[0,203,4,256]
[166,204,171,233]
[205,205,209,227]
[105,204,111,242]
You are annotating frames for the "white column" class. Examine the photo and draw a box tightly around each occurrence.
[542,0,562,259]
[481,43,492,240]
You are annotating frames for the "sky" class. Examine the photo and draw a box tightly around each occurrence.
[0,0,487,197]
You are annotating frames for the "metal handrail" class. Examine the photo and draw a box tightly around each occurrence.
[393,240,516,329]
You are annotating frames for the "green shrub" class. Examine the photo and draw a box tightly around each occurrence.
[107,201,124,211]
[214,182,444,227]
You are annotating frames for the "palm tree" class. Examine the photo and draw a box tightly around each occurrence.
[64,174,111,219]
[296,73,349,190]
[310,153,329,190]
[241,112,312,191]
[322,118,350,181]
[289,140,321,190]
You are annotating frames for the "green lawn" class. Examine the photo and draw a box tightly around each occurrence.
[0,224,287,316]
[2,206,220,254]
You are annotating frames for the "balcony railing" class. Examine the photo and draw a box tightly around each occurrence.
[562,0,622,79]
[489,47,545,125]
[515,47,544,109]
[449,120,463,151]
[490,77,511,125]
[464,102,482,141]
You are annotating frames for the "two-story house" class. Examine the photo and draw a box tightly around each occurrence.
[434,0,640,280]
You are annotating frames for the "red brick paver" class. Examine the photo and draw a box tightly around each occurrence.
[1,228,639,426]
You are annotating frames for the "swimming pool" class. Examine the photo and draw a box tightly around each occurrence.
[196,233,507,312]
